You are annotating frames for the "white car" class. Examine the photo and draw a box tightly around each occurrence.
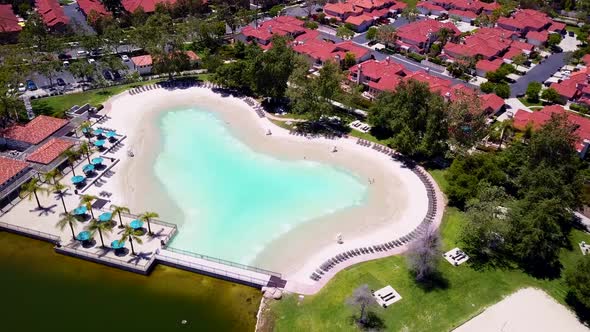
[63,60,70,67]
[17,83,26,92]
[88,58,96,64]
[121,54,130,62]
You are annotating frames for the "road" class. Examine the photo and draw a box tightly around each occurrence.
[510,52,569,97]
[62,3,96,35]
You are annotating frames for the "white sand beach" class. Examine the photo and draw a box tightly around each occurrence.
[97,86,432,288]
[454,288,589,332]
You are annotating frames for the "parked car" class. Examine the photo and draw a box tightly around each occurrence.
[121,54,130,62]
[58,53,71,60]
[88,58,96,64]
[26,80,37,91]
[63,60,70,67]
[569,30,575,37]
[77,50,88,57]
[17,83,26,92]
[112,70,122,80]
[56,78,66,86]
[102,69,114,80]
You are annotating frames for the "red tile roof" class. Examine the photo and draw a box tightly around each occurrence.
[496,9,551,32]
[480,93,504,112]
[448,9,477,19]
[324,2,364,16]
[345,13,373,26]
[185,50,200,61]
[293,39,369,63]
[476,58,503,73]
[548,21,566,33]
[77,0,111,18]
[513,105,590,152]
[0,157,29,186]
[122,0,177,13]
[36,0,69,27]
[549,68,588,100]
[0,4,22,33]
[1,115,68,145]
[582,54,590,66]
[242,16,306,43]
[443,28,522,60]
[132,54,152,66]
[26,138,74,165]
[417,2,446,12]
[397,19,460,45]
[526,30,549,43]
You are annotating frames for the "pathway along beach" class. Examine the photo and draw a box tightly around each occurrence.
[99,86,430,288]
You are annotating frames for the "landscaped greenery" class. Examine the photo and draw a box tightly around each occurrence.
[268,205,589,331]
[518,97,543,107]
[0,231,260,331]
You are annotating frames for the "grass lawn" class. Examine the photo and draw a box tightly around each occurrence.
[347,130,389,145]
[518,97,544,108]
[0,231,260,331]
[268,170,590,331]
[400,0,418,7]
[32,74,212,118]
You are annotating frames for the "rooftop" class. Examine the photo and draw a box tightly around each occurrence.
[496,9,551,32]
[1,115,68,145]
[77,0,111,18]
[26,138,75,165]
[526,30,549,42]
[0,157,29,186]
[36,0,69,27]
[476,58,504,73]
[396,19,460,44]
[121,0,177,13]
[0,4,22,33]
[131,54,153,66]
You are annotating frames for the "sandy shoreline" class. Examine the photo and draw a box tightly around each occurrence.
[98,87,429,285]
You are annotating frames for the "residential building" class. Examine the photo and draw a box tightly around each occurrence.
[77,0,111,21]
[241,16,308,50]
[416,2,447,16]
[513,105,590,157]
[442,27,532,62]
[0,115,69,150]
[525,30,549,47]
[475,58,503,77]
[323,0,397,21]
[36,0,69,30]
[427,0,499,14]
[0,156,32,207]
[549,68,590,105]
[0,4,22,43]
[448,9,477,23]
[293,40,372,67]
[480,93,505,115]
[345,14,374,32]
[131,55,153,75]
[395,19,460,54]
[122,0,178,14]
[496,9,551,34]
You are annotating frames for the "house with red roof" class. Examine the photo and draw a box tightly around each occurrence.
[496,9,551,34]
[77,0,111,21]
[582,54,590,67]
[345,14,374,32]
[0,4,22,43]
[26,138,75,165]
[395,19,460,54]
[122,0,178,13]
[448,9,477,22]
[417,2,447,16]
[0,115,69,150]
[480,93,505,115]
[427,0,499,14]
[36,0,69,30]
[475,58,503,77]
[442,27,530,62]
[131,55,153,75]
[323,0,397,22]
[513,105,590,157]
[525,30,549,47]
[0,157,30,193]
[294,39,372,67]
[547,68,590,105]
[348,57,408,95]
[241,16,308,49]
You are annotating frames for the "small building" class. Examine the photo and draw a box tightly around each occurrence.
[77,0,111,21]
[0,4,22,43]
[475,58,503,77]
[36,0,69,31]
[395,19,460,54]
[448,9,477,23]
[345,14,374,32]
[0,115,69,150]
[122,0,178,14]
[185,50,200,66]
[416,2,447,16]
[480,93,505,115]
[0,157,32,208]
[526,30,549,47]
[26,138,75,166]
[131,55,153,75]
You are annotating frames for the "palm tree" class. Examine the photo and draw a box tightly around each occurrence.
[20,178,49,208]
[61,148,80,176]
[139,211,159,236]
[120,225,143,255]
[111,205,130,228]
[57,212,78,240]
[51,182,70,213]
[86,218,112,248]
[78,141,94,164]
[79,120,92,138]
[80,194,97,219]
[43,168,62,185]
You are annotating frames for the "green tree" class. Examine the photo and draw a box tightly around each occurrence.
[119,225,143,256]
[78,141,94,164]
[87,218,112,248]
[57,212,78,240]
[51,182,70,214]
[494,82,510,99]
[80,194,97,219]
[43,168,62,185]
[526,81,542,103]
[140,211,159,236]
[336,26,354,40]
[69,61,95,83]
[368,80,448,158]
[541,87,562,104]
[212,61,252,90]
[480,81,495,93]
[251,36,295,100]
[36,56,62,88]
[342,52,356,70]
[346,284,378,327]
[366,26,377,41]
[566,257,590,309]
[401,7,419,22]
[547,33,562,47]
[268,4,284,17]
[61,148,80,176]
[20,178,49,209]
[111,205,130,228]
[446,92,489,156]
[512,53,527,66]
[375,25,396,48]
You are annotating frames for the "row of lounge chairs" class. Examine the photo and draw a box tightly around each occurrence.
[128,80,222,96]
[129,83,160,95]
[309,163,439,282]
[242,96,266,118]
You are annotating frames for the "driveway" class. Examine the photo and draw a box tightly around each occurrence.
[62,3,96,35]
[510,52,569,97]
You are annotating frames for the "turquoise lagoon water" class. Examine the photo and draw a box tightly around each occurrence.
[155,108,368,264]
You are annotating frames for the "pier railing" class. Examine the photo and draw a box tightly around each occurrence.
[165,246,282,278]
[0,221,60,242]
[57,244,155,272]
[157,250,274,287]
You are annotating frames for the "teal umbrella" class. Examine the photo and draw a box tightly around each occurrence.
[93,129,104,136]
[76,231,91,241]
[73,206,88,215]
[111,240,125,249]
[94,140,106,147]
[130,219,144,230]
[71,175,86,184]
[91,157,104,165]
[98,212,112,222]
[82,164,95,173]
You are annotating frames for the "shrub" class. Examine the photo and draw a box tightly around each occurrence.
[480,81,495,93]
[408,52,425,62]
[526,81,542,103]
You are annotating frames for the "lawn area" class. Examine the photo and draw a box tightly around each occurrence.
[400,0,418,7]
[347,129,389,145]
[32,74,212,118]
[268,170,590,331]
[0,231,260,331]
[518,97,544,108]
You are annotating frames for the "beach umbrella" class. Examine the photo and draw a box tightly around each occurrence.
[82,164,95,173]
[111,240,125,250]
[71,175,86,184]
[76,231,91,241]
[93,129,105,136]
[98,212,112,222]
[73,205,88,216]
[93,140,106,147]
[130,219,144,230]
[91,157,104,165]
[105,131,117,139]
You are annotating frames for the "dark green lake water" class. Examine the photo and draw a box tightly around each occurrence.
[0,231,260,331]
